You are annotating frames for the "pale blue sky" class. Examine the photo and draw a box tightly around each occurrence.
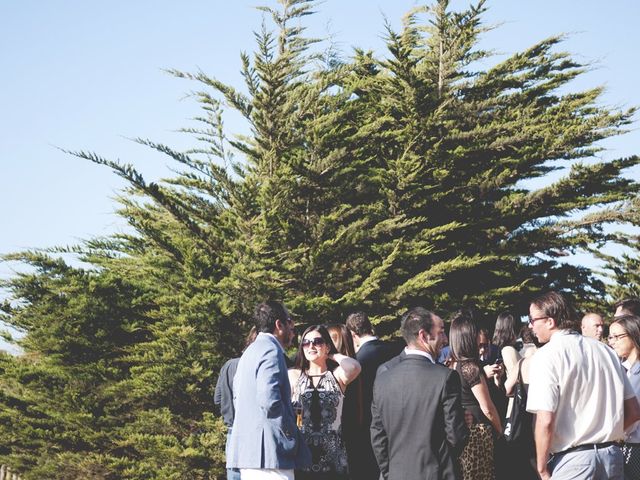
[1,1,639,352]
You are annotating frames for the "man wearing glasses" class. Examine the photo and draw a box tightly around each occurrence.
[525,291,640,480]
[227,301,311,480]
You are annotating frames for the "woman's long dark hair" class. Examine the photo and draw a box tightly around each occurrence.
[327,323,356,358]
[612,314,640,357]
[449,313,480,363]
[520,324,540,348]
[327,323,364,425]
[294,324,339,371]
[492,311,518,349]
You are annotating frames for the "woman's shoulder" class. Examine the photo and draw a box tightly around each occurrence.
[288,368,303,382]
[501,345,520,362]
[458,360,482,383]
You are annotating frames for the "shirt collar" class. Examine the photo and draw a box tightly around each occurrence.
[404,347,434,363]
[259,332,284,353]
[549,329,577,342]
[623,359,640,375]
[359,335,378,346]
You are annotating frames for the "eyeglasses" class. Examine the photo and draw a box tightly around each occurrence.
[301,337,326,348]
[608,333,628,343]
[528,315,548,325]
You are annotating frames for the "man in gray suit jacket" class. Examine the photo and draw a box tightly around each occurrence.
[227,301,311,480]
[371,307,468,480]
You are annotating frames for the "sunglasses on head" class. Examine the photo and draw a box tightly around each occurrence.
[301,337,326,348]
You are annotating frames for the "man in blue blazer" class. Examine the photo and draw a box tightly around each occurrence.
[227,301,311,480]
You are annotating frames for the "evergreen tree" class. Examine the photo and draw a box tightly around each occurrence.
[1,1,639,478]
[592,194,640,303]
[335,1,638,325]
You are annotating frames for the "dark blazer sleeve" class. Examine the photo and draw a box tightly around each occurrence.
[214,359,231,406]
[442,369,469,454]
[370,377,389,479]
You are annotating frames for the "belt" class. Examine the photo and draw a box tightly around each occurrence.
[553,441,621,457]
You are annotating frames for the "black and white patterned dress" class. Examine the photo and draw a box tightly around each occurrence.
[292,370,349,477]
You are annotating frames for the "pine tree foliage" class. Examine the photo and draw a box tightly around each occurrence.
[1,1,639,478]
[339,1,638,321]
[591,194,640,302]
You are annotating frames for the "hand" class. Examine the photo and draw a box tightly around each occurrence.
[483,364,499,378]
[538,470,551,480]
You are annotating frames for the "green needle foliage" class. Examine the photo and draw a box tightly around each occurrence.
[1,0,638,478]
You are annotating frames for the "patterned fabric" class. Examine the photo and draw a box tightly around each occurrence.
[459,423,495,480]
[623,443,640,479]
[292,371,349,475]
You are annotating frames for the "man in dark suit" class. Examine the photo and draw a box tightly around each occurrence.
[346,312,402,480]
[370,307,468,480]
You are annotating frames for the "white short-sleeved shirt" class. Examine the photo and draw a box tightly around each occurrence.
[526,330,635,453]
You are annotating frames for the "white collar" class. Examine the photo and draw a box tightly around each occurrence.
[404,347,434,363]
[549,329,576,342]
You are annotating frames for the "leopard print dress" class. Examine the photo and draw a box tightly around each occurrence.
[457,361,496,480]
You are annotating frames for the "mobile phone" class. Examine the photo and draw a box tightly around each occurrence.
[495,358,503,365]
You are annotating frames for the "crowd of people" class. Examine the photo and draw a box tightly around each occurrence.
[215,295,640,480]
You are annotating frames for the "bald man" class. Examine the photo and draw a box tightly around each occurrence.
[581,313,604,341]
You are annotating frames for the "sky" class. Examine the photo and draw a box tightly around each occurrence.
[1,1,639,351]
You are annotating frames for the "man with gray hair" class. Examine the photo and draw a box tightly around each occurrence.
[527,291,640,480]
[370,307,468,479]
[581,312,604,341]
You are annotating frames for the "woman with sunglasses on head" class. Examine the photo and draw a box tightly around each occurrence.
[289,325,361,480]
[608,314,640,479]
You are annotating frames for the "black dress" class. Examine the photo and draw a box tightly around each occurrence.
[456,360,496,480]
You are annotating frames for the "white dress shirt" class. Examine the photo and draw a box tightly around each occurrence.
[527,330,635,453]
[404,347,434,363]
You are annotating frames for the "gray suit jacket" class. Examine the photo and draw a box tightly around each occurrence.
[227,333,311,470]
[371,354,468,480]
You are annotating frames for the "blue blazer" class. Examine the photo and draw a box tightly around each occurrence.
[227,333,311,470]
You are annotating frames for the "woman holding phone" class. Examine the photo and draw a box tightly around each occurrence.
[450,313,503,480]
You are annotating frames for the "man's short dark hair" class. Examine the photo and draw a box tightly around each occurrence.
[254,300,289,334]
[531,291,578,331]
[346,311,373,336]
[400,307,435,346]
[615,298,640,316]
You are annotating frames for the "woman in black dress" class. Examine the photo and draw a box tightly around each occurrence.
[450,313,503,480]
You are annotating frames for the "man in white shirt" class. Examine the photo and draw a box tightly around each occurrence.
[526,291,640,480]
